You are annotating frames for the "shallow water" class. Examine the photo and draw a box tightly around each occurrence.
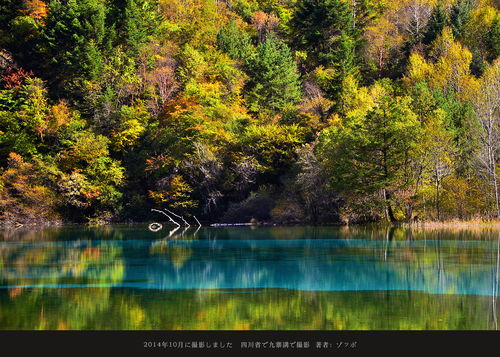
[0,225,499,329]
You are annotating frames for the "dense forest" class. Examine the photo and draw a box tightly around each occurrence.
[0,0,499,225]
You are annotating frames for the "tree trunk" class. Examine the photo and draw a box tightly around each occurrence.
[383,189,397,223]
[436,172,441,221]
[493,163,500,218]
[487,125,500,218]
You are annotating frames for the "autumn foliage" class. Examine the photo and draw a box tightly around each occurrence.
[0,0,499,225]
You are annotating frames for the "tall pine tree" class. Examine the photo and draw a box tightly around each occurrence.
[488,16,500,61]
[423,2,449,45]
[450,0,475,40]
[121,0,161,56]
[289,0,358,70]
[289,0,361,102]
[39,0,108,93]
[245,36,302,115]
[217,20,254,62]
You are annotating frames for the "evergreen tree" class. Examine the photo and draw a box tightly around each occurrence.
[423,2,449,45]
[289,0,360,102]
[39,0,109,93]
[289,0,357,70]
[122,0,161,56]
[246,36,302,115]
[351,0,373,32]
[488,16,500,61]
[450,0,475,40]
[333,33,357,84]
[217,21,254,62]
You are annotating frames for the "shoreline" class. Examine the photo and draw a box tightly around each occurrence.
[406,220,500,229]
[3,219,500,230]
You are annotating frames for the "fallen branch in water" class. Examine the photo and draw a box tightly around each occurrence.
[164,208,190,227]
[210,223,255,227]
[151,209,180,227]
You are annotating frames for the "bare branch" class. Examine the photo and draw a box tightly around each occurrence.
[193,215,202,227]
[163,208,190,227]
[151,208,180,227]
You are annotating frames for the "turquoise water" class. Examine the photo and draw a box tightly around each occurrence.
[0,225,499,329]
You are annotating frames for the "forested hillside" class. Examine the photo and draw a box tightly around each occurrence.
[0,0,499,225]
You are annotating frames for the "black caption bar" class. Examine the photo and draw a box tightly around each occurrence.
[0,330,498,354]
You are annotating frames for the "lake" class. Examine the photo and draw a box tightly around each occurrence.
[0,224,499,330]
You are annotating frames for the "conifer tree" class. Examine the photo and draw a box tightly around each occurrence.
[450,0,475,40]
[246,36,301,115]
[423,2,449,45]
[289,0,357,70]
[488,16,500,60]
[40,0,108,92]
[217,20,254,62]
[289,0,361,102]
[122,0,161,55]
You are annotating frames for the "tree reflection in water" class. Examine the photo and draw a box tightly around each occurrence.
[0,225,500,330]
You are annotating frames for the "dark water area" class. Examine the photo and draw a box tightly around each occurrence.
[0,225,499,330]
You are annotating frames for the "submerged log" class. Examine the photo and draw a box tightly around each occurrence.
[210,223,255,227]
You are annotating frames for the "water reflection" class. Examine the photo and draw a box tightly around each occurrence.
[1,288,499,330]
[0,225,499,329]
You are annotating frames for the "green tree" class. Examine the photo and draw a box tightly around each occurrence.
[423,2,449,45]
[432,88,476,173]
[289,0,357,69]
[245,36,301,115]
[122,0,161,56]
[39,0,108,92]
[488,15,500,60]
[450,0,475,40]
[409,82,456,220]
[217,20,254,62]
[0,78,49,162]
[289,0,360,101]
[240,123,306,180]
[318,83,423,222]
[57,130,125,218]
